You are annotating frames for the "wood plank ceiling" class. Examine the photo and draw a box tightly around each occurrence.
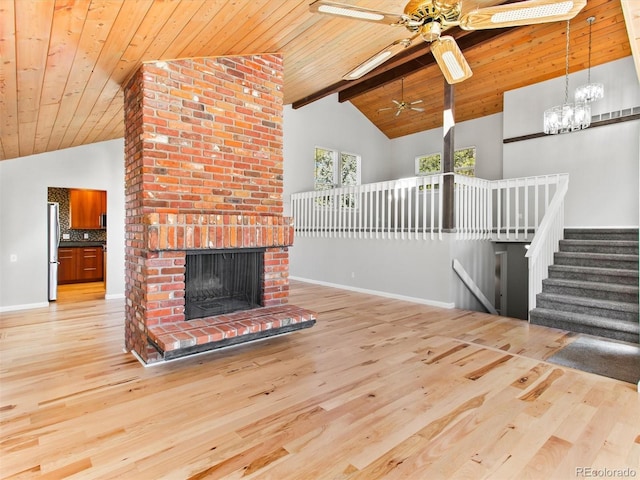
[0,0,636,161]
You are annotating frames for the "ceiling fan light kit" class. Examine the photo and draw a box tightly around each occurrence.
[421,20,442,42]
[310,0,586,84]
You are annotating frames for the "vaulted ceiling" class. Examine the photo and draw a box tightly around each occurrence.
[0,0,637,161]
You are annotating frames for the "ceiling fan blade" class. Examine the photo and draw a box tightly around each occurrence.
[459,0,586,30]
[410,99,424,105]
[395,109,402,117]
[309,0,402,24]
[411,107,425,112]
[392,99,402,106]
[430,36,473,84]
[343,37,414,80]
[378,107,393,112]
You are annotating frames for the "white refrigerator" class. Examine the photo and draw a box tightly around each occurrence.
[48,202,60,301]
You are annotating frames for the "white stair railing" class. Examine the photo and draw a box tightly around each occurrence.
[454,175,493,240]
[291,174,445,240]
[489,174,565,241]
[525,174,569,313]
[291,173,567,243]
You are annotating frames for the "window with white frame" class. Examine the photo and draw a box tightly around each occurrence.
[415,152,442,176]
[314,147,337,190]
[415,147,476,177]
[340,152,361,187]
[314,147,361,207]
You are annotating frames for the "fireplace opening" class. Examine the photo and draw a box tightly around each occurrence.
[185,248,264,320]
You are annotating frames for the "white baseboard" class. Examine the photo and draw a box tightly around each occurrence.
[290,276,455,309]
[105,293,125,300]
[0,293,124,312]
[0,302,49,313]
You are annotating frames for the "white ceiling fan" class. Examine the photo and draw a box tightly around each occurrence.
[310,0,587,84]
[378,77,425,116]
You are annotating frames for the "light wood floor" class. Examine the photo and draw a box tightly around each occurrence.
[1,280,638,479]
[55,282,106,304]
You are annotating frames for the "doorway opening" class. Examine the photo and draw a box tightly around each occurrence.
[48,187,107,302]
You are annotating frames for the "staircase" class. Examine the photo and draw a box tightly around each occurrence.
[530,228,639,344]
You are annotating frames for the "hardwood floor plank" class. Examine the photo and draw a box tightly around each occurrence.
[518,435,574,480]
[1,280,638,479]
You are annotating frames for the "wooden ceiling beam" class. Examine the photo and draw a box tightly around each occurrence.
[291,30,442,109]
[291,26,517,109]
[291,79,351,110]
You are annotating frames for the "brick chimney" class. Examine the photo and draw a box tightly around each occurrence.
[123,55,313,364]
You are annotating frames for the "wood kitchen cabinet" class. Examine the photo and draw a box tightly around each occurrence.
[78,247,103,282]
[57,247,78,284]
[58,246,104,284]
[69,189,106,229]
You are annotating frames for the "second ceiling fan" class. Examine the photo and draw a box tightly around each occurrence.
[310,0,587,84]
[378,77,425,116]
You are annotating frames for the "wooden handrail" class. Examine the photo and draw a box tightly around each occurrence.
[525,174,569,313]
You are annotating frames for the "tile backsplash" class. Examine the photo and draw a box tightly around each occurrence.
[48,187,107,242]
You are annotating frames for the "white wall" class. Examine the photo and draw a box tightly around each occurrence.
[505,57,639,137]
[0,139,125,310]
[450,239,497,312]
[389,112,504,180]
[283,94,392,215]
[503,57,640,227]
[289,235,496,310]
[283,94,496,308]
[289,236,456,307]
[504,122,639,227]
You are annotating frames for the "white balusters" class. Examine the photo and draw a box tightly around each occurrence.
[290,173,567,246]
[526,174,569,313]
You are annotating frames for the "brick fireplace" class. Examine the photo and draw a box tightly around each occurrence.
[123,55,315,364]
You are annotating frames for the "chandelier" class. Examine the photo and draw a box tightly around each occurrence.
[543,20,590,135]
[574,16,604,103]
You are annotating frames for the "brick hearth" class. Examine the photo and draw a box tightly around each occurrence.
[123,54,316,364]
[148,304,317,361]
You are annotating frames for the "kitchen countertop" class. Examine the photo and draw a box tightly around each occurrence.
[59,241,106,248]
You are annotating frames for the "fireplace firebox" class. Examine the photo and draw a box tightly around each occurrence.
[185,249,264,320]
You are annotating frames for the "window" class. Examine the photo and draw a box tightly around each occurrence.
[415,147,476,177]
[415,152,441,176]
[314,147,361,207]
[340,152,361,187]
[314,147,337,190]
[453,147,476,177]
